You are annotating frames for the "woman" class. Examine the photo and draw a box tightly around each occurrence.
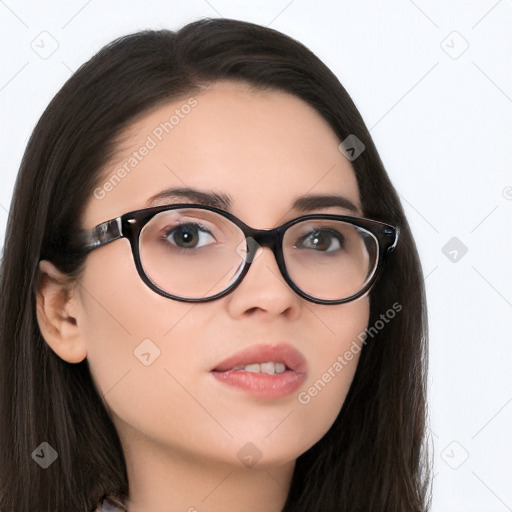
[0,18,430,512]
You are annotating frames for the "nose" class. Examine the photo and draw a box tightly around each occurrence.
[224,245,302,321]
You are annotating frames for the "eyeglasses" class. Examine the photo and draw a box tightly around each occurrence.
[73,203,399,304]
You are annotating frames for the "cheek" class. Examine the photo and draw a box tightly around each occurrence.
[75,242,206,403]
[294,297,369,437]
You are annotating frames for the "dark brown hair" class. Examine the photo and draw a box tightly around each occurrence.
[0,18,430,512]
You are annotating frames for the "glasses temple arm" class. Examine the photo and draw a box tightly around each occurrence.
[75,217,123,251]
[387,225,399,251]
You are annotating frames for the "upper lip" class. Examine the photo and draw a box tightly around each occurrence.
[211,343,307,373]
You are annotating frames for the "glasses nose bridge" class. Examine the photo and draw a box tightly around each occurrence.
[244,226,283,262]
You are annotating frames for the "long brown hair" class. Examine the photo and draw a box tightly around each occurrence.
[0,18,430,511]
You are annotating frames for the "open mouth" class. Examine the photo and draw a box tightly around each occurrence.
[210,343,307,399]
[228,361,289,374]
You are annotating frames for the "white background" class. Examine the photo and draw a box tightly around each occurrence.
[1,1,511,510]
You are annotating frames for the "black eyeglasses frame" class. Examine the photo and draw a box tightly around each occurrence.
[73,203,399,305]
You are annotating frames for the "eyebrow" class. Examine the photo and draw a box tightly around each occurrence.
[292,194,359,213]
[146,188,232,209]
[146,187,359,214]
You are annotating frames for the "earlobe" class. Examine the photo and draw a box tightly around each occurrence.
[36,260,87,363]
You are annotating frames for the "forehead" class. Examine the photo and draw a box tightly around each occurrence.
[83,81,361,228]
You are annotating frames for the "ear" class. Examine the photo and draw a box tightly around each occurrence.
[36,260,87,363]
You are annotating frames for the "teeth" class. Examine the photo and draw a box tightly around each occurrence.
[234,362,287,374]
[260,362,275,374]
[274,363,286,373]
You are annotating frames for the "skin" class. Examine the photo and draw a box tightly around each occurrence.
[37,81,370,512]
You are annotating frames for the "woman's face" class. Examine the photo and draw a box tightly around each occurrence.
[73,81,369,469]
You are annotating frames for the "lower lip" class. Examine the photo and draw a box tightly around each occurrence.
[210,370,306,399]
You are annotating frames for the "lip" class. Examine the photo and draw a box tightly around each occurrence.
[210,343,307,399]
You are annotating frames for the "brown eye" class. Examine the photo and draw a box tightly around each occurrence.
[164,223,214,249]
[294,229,344,252]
